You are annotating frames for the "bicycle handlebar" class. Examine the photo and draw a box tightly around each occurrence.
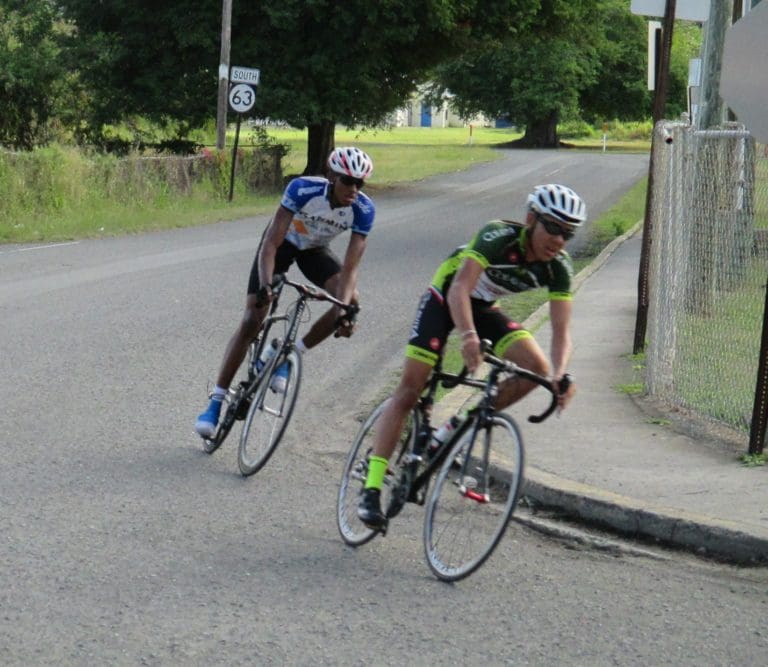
[440,366,469,390]
[272,274,357,315]
[478,339,567,424]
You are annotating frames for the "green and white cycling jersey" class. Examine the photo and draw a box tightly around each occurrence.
[429,219,574,303]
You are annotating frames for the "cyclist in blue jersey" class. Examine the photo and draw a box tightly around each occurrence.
[357,184,586,527]
[196,147,375,438]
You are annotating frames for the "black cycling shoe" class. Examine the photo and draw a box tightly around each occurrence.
[357,488,386,528]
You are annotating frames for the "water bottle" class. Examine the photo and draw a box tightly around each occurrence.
[256,340,278,373]
[429,415,462,452]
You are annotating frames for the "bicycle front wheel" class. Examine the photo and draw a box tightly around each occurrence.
[336,398,419,546]
[424,412,524,582]
[238,350,302,476]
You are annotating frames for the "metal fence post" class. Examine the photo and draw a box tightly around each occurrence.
[749,277,768,455]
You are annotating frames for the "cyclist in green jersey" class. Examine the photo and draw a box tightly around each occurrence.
[358,184,587,527]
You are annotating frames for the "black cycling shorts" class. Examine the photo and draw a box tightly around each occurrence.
[247,240,342,295]
[405,287,532,367]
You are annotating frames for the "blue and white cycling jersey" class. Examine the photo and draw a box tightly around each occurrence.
[280,176,375,250]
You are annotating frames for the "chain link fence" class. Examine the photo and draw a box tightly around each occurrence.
[645,120,768,451]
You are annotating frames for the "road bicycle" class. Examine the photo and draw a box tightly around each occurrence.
[202,274,358,477]
[336,341,564,582]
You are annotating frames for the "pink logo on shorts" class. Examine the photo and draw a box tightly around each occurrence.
[507,321,521,330]
[430,337,441,350]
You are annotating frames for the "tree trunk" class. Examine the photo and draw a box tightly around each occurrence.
[520,110,560,148]
[304,120,336,176]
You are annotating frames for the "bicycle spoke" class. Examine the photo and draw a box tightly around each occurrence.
[424,413,524,582]
[237,350,301,476]
[337,399,419,546]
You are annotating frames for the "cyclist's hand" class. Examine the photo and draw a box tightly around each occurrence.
[460,332,483,374]
[334,304,359,338]
[554,373,575,412]
[255,285,273,308]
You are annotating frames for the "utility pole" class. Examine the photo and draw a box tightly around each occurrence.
[633,0,676,354]
[216,0,233,150]
[697,0,734,130]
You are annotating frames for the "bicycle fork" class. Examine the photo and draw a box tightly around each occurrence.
[455,420,491,504]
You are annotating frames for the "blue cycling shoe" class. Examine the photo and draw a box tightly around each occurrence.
[195,396,224,438]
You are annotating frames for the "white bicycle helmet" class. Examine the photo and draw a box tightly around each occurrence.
[527,184,587,227]
[327,146,374,180]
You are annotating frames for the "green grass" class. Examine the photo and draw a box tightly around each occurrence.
[756,158,768,229]
[673,258,765,431]
[581,177,647,256]
[255,125,522,183]
[616,383,645,395]
[740,453,766,467]
[0,126,649,243]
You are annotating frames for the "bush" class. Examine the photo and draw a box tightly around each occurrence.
[0,142,288,241]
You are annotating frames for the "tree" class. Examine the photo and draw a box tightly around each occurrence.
[580,0,652,122]
[58,1,221,147]
[430,0,602,147]
[59,0,534,172]
[667,21,703,119]
[0,0,70,149]
[580,3,702,124]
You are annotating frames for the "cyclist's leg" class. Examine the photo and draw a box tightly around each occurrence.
[357,356,432,526]
[295,247,345,349]
[195,240,295,436]
[358,288,450,526]
[475,305,549,411]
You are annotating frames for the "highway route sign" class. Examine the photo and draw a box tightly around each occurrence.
[228,83,256,114]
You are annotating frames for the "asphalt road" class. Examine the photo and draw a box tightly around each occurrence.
[5,149,766,665]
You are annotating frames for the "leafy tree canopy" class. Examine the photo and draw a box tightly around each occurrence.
[579,0,652,122]
[0,0,70,149]
[430,0,602,146]
[59,0,535,169]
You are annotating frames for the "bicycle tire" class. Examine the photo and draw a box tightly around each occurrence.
[423,412,524,582]
[237,349,302,476]
[336,398,420,546]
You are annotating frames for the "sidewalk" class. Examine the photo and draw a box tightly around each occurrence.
[437,228,768,565]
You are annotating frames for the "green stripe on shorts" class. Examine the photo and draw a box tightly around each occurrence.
[494,329,533,357]
[405,344,440,367]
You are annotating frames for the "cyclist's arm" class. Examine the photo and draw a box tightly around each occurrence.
[336,232,367,307]
[549,298,575,408]
[447,257,484,373]
[258,205,293,288]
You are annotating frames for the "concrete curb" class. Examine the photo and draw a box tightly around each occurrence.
[523,466,768,565]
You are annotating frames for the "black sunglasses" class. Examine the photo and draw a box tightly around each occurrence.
[338,174,365,188]
[537,215,575,241]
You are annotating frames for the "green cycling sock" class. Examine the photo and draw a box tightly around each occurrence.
[365,455,388,490]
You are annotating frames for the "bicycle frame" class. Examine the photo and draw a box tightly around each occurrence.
[206,273,356,453]
[250,274,355,380]
[395,345,560,510]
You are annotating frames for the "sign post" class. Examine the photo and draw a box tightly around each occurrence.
[226,68,260,202]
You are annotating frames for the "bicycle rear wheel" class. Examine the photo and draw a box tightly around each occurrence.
[336,399,419,546]
[237,349,301,476]
[423,412,524,582]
